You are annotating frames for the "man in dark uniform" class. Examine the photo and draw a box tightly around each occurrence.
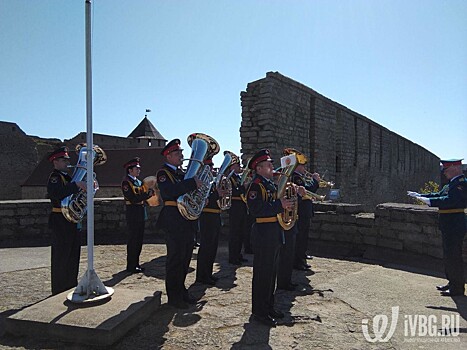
[246,149,295,327]
[121,157,154,273]
[409,159,466,296]
[156,139,202,309]
[224,151,249,265]
[195,158,225,285]
[47,146,87,295]
[292,152,320,271]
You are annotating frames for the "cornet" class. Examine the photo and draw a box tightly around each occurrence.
[303,169,334,188]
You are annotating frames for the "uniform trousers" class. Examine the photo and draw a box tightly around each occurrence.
[251,222,283,316]
[294,215,311,267]
[49,213,81,295]
[440,213,466,294]
[126,220,145,270]
[277,225,297,288]
[196,212,221,281]
[228,200,248,262]
[160,207,196,304]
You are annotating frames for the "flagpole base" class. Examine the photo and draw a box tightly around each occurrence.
[67,269,114,303]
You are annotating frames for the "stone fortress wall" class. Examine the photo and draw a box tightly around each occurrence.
[1,198,466,263]
[240,72,440,209]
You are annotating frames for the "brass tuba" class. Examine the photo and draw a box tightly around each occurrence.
[215,152,233,210]
[276,154,299,231]
[61,144,107,223]
[177,133,219,220]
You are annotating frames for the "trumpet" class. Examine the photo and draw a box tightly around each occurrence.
[302,190,325,201]
[303,169,334,188]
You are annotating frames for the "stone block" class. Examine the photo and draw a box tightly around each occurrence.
[390,221,422,233]
[363,235,377,246]
[402,239,424,254]
[377,237,403,251]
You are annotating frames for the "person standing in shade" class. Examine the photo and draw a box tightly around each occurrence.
[246,149,295,327]
[121,157,154,274]
[224,151,249,265]
[292,152,319,271]
[156,139,202,309]
[195,158,226,285]
[408,158,466,297]
[47,146,87,295]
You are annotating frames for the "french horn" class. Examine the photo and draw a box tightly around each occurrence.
[143,176,161,207]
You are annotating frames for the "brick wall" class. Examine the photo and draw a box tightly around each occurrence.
[240,72,440,208]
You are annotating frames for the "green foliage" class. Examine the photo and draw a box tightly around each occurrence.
[419,181,439,194]
[414,181,439,205]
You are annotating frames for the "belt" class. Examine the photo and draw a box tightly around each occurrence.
[256,217,278,223]
[202,208,221,214]
[232,196,242,200]
[125,201,143,205]
[439,209,465,214]
[52,207,62,213]
[164,200,177,207]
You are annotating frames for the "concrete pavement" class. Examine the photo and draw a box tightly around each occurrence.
[0,240,466,349]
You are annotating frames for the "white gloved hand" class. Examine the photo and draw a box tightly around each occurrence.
[415,196,430,206]
[407,191,421,198]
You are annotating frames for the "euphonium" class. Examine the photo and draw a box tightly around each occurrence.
[177,133,220,220]
[276,154,299,231]
[61,144,107,223]
[215,153,233,210]
[239,158,252,203]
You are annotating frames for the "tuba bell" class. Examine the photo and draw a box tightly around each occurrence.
[276,154,299,231]
[61,144,107,223]
[215,152,233,210]
[177,133,220,220]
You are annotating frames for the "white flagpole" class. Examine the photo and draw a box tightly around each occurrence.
[68,0,113,303]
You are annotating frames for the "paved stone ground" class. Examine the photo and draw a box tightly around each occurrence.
[0,238,466,349]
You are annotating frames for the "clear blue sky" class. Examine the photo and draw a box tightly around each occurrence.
[1,0,466,166]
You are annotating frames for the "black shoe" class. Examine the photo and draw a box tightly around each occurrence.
[278,284,296,291]
[305,254,313,260]
[269,309,285,319]
[126,266,144,273]
[168,300,189,309]
[293,264,310,271]
[436,284,450,291]
[196,278,216,286]
[253,314,277,327]
[440,289,464,297]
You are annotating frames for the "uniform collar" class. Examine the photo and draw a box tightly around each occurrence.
[450,174,463,183]
[165,163,177,171]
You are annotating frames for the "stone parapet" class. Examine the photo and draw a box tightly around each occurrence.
[1,200,465,262]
